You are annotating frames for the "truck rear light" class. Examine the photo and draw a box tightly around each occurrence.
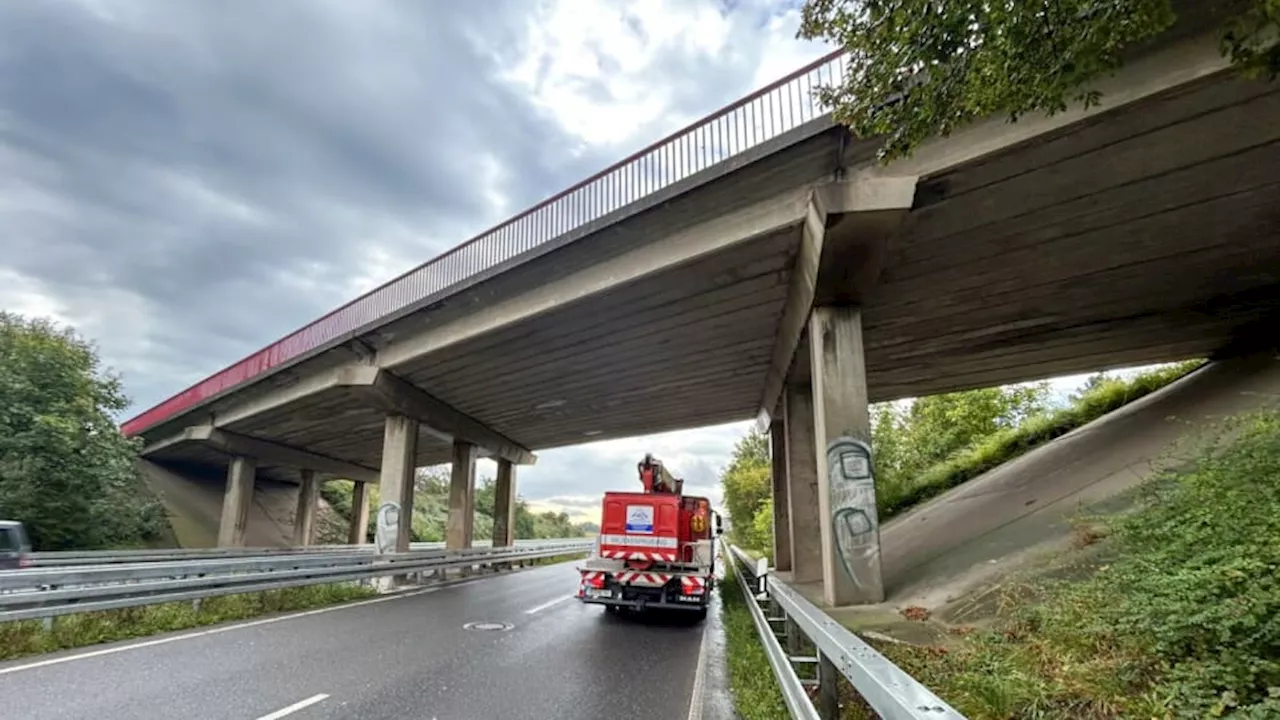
[588,574,606,589]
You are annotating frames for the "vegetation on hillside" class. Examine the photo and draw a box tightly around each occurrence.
[319,471,595,544]
[798,0,1280,160]
[863,407,1280,718]
[0,312,168,550]
[721,360,1202,556]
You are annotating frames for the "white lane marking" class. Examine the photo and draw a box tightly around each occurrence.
[524,594,574,615]
[256,693,329,720]
[0,587,438,677]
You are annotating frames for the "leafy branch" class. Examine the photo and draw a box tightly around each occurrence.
[798,0,1280,160]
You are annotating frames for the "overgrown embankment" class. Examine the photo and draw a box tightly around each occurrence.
[869,408,1280,718]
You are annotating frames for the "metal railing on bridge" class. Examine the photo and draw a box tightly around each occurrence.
[122,49,849,436]
[0,540,593,623]
[727,545,964,720]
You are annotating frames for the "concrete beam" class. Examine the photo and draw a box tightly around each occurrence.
[293,469,318,547]
[211,365,379,429]
[163,425,380,484]
[374,186,818,371]
[757,177,918,426]
[184,361,535,468]
[354,370,536,466]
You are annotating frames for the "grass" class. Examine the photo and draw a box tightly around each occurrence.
[719,562,791,720]
[0,582,377,662]
[878,359,1205,521]
[724,406,1280,719]
[868,407,1280,719]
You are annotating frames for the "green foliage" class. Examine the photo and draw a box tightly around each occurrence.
[873,383,1051,510]
[873,407,1280,718]
[720,426,773,550]
[798,0,1280,160]
[0,582,376,662]
[878,360,1203,519]
[0,312,168,550]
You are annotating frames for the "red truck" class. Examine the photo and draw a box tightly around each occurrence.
[577,454,722,619]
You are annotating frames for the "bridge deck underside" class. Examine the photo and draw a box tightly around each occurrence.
[148,67,1280,483]
[856,70,1280,399]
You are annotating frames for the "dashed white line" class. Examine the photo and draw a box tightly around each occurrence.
[255,693,329,720]
[524,594,574,615]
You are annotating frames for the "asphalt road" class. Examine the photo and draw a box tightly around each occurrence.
[0,561,728,719]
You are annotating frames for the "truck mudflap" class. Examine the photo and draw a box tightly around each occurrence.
[578,570,712,613]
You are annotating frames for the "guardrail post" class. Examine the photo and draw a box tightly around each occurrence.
[818,652,840,719]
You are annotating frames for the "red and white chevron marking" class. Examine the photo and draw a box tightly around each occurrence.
[614,572,671,586]
[680,576,708,594]
[599,549,678,562]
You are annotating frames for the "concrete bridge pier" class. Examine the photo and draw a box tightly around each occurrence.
[492,459,517,547]
[216,455,257,547]
[446,440,477,549]
[292,469,318,547]
[348,480,371,544]
[375,415,419,555]
[809,306,882,606]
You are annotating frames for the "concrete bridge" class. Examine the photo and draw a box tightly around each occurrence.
[124,17,1280,606]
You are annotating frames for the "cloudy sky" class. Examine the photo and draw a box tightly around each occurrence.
[0,0,1117,523]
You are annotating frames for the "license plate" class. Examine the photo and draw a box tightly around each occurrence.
[586,588,614,599]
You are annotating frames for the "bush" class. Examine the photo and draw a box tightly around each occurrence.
[876,408,1280,718]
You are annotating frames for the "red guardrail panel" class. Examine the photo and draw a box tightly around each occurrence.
[120,50,849,437]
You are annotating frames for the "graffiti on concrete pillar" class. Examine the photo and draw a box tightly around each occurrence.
[826,437,880,589]
[375,502,400,555]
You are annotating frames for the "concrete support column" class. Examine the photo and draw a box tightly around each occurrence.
[770,421,793,572]
[809,306,882,606]
[217,455,256,548]
[446,440,477,549]
[784,384,822,584]
[292,469,318,547]
[375,415,419,555]
[348,480,371,545]
[492,459,517,547]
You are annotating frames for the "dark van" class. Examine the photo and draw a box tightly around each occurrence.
[0,520,32,569]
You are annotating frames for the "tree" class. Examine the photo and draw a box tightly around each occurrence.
[0,312,168,550]
[720,426,773,550]
[798,0,1279,160]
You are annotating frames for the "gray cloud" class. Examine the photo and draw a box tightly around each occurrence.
[0,0,806,507]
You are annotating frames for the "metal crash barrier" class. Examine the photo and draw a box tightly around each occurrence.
[727,545,965,720]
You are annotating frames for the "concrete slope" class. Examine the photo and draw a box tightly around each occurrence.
[137,459,302,548]
[880,352,1280,610]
